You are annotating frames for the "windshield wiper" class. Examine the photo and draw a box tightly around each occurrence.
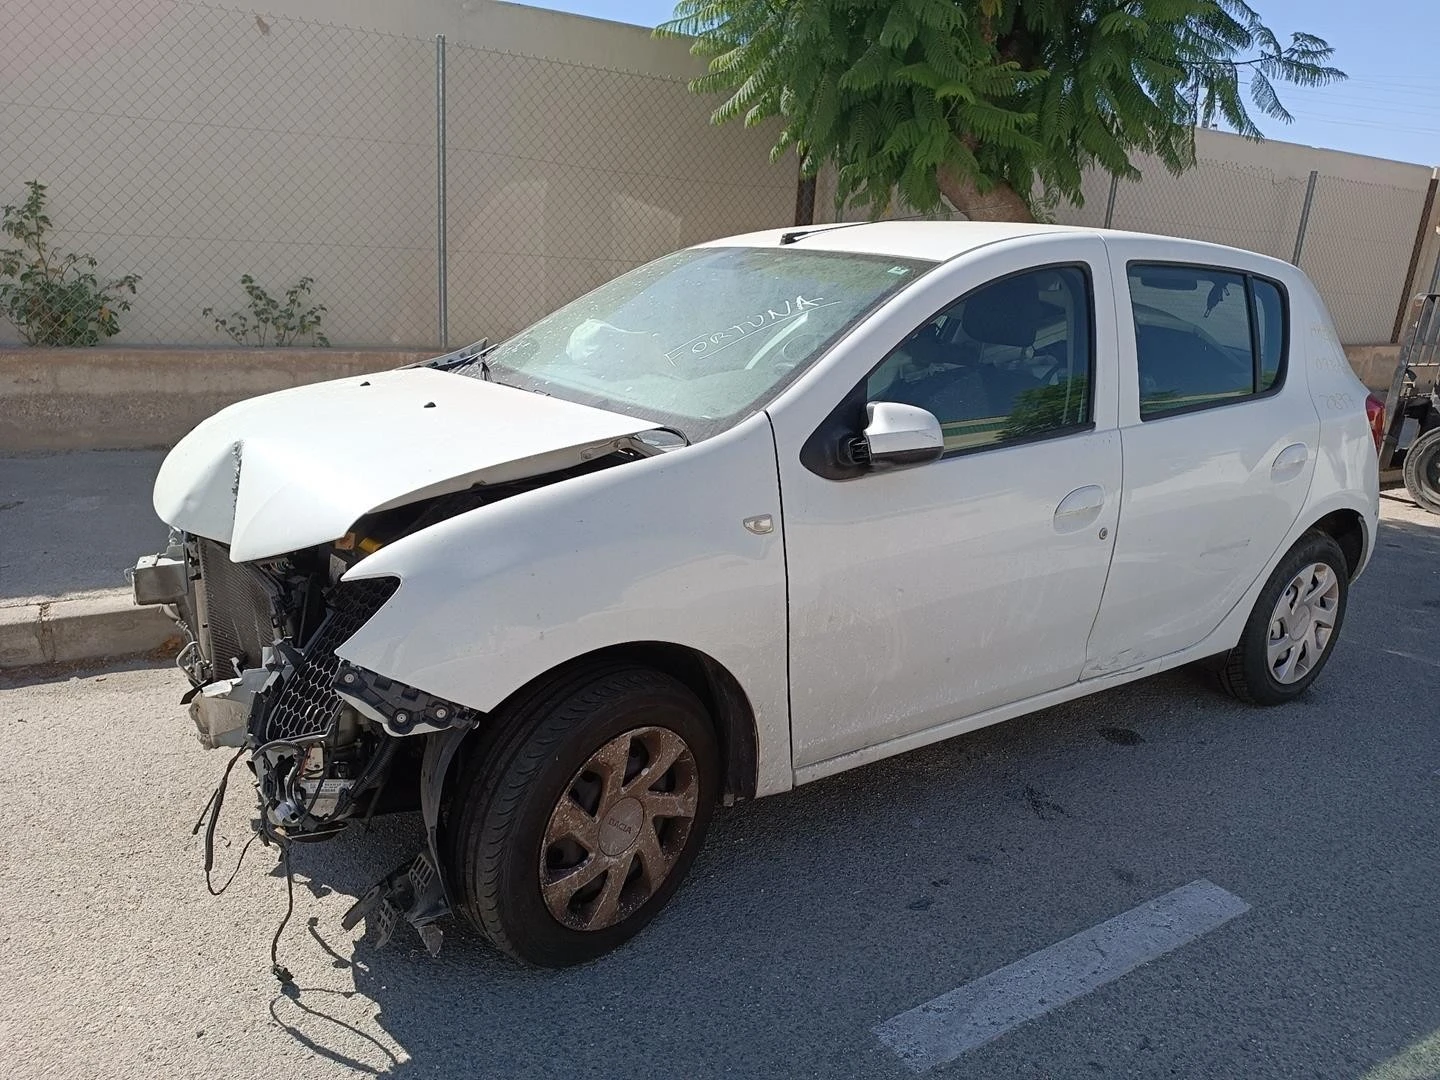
[424,337,555,396]
[425,338,495,372]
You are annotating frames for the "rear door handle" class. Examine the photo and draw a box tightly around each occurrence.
[1271,443,1308,483]
[1054,485,1106,533]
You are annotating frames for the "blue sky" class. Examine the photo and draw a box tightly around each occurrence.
[511,0,1439,166]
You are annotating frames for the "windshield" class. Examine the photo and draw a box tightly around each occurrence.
[456,246,933,439]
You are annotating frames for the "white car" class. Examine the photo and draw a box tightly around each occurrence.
[134,221,1379,967]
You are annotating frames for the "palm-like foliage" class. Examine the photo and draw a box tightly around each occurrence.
[659,0,1344,219]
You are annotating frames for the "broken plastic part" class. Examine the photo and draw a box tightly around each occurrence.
[131,552,190,605]
[332,660,475,736]
[341,726,469,956]
[189,666,275,749]
[342,850,448,957]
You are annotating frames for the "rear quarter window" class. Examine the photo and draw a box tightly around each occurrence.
[1251,278,1285,391]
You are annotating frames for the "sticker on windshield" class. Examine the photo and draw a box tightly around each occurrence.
[887,266,911,275]
[667,294,840,362]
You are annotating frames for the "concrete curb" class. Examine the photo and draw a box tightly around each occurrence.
[0,590,183,669]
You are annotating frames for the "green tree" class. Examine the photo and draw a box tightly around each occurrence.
[660,0,1343,221]
[998,376,1088,440]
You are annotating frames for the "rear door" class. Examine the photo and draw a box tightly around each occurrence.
[1083,246,1320,676]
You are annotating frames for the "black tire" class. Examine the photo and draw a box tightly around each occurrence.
[1218,530,1349,705]
[1402,426,1440,515]
[446,663,718,967]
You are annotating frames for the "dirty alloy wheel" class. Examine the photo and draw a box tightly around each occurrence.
[539,726,702,932]
[1218,530,1349,705]
[1402,427,1440,515]
[446,664,718,967]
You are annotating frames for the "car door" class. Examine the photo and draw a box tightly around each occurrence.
[770,237,1122,771]
[1082,247,1320,677]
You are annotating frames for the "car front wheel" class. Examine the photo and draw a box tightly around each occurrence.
[447,664,718,967]
[1218,530,1349,705]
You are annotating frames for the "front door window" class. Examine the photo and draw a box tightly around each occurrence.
[866,265,1094,452]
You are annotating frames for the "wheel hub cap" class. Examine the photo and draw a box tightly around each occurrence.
[539,726,700,932]
[599,797,644,856]
[1266,561,1340,685]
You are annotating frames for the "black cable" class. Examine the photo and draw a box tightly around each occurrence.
[334,734,398,821]
[191,744,246,835]
[194,739,324,985]
[252,732,328,824]
[358,756,393,833]
[270,840,296,986]
[193,745,248,878]
[205,829,261,897]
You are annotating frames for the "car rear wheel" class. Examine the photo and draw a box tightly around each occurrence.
[446,664,718,967]
[1218,531,1348,705]
[1402,427,1440,515]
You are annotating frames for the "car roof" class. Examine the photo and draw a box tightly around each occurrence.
[699,220,1290,272]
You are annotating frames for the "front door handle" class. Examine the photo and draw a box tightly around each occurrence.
[1271,443,1308,484]
[1054,485,1106,534]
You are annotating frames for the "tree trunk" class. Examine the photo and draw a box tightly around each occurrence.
[936,164,1034,223]
[793,171,817,226]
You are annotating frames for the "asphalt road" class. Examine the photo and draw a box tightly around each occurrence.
[0,451,168,605]
[2,494,1439,1080]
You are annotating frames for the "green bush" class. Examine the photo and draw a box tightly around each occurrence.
[0,181,140,346]
[204,274,330,347]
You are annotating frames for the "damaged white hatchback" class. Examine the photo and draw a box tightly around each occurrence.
[135,221,1379,967]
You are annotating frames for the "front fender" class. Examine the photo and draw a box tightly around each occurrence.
[336,412,793,797]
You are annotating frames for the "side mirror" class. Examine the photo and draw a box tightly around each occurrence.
[857,401,944,470]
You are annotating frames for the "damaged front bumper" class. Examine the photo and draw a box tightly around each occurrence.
[131,532,480,955]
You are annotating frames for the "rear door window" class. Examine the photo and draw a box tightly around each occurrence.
[1128,264,1288,419]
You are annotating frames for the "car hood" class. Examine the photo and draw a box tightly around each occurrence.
[153,367,658,561]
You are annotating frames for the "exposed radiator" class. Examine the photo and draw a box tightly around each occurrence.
[197,538,276,679]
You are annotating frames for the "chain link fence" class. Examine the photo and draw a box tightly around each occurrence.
[1,0,1434,350]
[1,0,440,348]
[1054,159,1433,344]
[0,0,795,350]
[441,38,794,348]
[1292,175,1434,345]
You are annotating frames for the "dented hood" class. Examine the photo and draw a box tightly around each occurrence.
[153,367,657,561]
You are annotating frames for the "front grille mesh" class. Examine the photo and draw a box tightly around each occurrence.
[198,539,276,678]
[261,577,400,742]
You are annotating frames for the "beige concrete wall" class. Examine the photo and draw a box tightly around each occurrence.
[1060,129,1437,345]
[1344,343,1401,393]
[1,4,438,347]
[815,131,1437,346]
[0,347,427,451]
[3,343,1393,453]
[0,0,792,350]
[229,0,704,77]
[1,0,1432,352]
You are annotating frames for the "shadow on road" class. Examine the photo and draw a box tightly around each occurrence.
[259,679,1200,1078]
[255,623,1440,1078]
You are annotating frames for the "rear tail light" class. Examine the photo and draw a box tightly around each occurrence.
[1365,392,1386,455]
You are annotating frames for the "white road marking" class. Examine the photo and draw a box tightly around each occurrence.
[874,879,1251,1072]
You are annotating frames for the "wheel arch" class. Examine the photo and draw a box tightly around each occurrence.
[1304,507,1367,579]
[470,641,761,804]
